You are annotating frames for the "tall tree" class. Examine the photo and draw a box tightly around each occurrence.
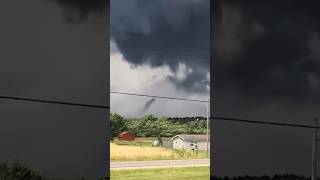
[110,113,128,140]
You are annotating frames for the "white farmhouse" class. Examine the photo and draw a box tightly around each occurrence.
[172,134,209,150]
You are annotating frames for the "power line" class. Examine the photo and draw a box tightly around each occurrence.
[0,95,109,109]
[170,116,319,129]
[110,91,318,129]
[212,116,320,129]
[110,91,208,103]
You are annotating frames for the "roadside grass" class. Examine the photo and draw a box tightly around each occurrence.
[110,166,210,180]
[110,143,208,161]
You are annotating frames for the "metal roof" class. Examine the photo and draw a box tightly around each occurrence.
[172,134,208,141]
[118,131,133,136]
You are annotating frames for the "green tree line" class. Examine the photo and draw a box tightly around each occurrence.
[110,113,207,139]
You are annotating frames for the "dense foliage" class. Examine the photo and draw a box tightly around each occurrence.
[110,113,207,138]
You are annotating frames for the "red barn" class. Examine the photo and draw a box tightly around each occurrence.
[118,132,135,141]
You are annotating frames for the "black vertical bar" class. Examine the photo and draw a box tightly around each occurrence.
[106,0,111,178]
[210,0,214,178]
[211,0,222,178]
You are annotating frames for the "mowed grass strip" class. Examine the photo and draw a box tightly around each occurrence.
[110,166,210,180]
[110,143,208,161]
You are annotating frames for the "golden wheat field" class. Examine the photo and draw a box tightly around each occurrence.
[110,143,208,161]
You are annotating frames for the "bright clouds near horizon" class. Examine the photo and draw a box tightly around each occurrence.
[110,41,209,118]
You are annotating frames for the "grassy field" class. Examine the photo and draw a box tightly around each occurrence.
[112,138,156,147]
[110,143,208,161]
[110,166,210,180]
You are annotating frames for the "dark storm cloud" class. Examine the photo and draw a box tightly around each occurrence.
[213,0,320,177]
[49,0,107,21]
[111,0,210,93]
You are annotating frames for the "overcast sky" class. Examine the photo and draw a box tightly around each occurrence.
[213,0,320,177]
[110,0,210,118]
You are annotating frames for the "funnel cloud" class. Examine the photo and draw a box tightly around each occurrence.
[140,98,156,115]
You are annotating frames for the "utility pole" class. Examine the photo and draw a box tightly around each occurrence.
[206,98,210,157]
[312,117,319,180]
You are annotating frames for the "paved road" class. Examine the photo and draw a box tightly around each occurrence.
[111,159,210,170]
